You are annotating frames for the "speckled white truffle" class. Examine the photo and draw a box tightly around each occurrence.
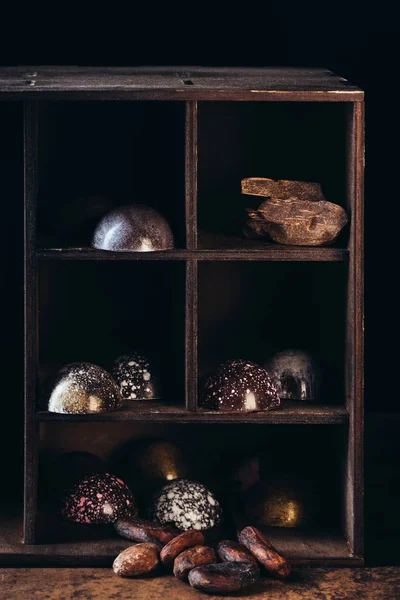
[45,363,122,414]
[112,353,162,400]
[151,479,222,531]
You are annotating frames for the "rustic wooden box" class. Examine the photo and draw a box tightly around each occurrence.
[0,67,364,566]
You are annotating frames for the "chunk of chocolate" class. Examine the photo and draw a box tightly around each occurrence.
[246,197,348,246]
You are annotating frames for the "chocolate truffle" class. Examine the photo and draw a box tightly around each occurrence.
[92,204,174,252]
[151,479,222,531]
[60,472,137,524]
[112,353,162,400]
[243,478,313,528]
[199,359,280,412]
[265,349,319,401]
[45,363,122,414]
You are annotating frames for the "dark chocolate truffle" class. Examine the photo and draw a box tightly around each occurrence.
[60,473,137,524]
[45,362,122,414]
[151,479,222,531]
[199,359,280,412]
[112,353,162,400]
[265,349,319,401]
[92,204,174,252]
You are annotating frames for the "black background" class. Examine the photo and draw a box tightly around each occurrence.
[1,12,398,565]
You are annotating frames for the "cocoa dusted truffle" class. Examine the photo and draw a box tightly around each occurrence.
[151,479,222,531]
[45,363,122,414]
[112,353,162,400]
[199,359,280,412]
[60,472,137,524]
[92,204,174,252]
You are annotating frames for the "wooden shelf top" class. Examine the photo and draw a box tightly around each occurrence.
[36,244,348,262]
[0,67,363,101]
[36,400,348,424]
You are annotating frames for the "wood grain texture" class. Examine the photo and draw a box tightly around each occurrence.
[344,102,365,558]
[186,261,198,410]
[185,101,198,249]
[35,401,348,424]
[23,101,38,545]
[36,244,349,262]
[0,67,364,101]
[3,567,398,599]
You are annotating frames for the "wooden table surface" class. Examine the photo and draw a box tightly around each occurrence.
[1,567,399,599]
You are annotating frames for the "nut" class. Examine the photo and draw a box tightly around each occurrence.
[217,540,258,564]
[238,526,291,579]
[173,545,216,580]
[160,530,205,566]
[114,517,179,545]
[188,562,260,594]
[113,542,160,577]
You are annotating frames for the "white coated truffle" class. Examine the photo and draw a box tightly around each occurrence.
[151,479,222,531]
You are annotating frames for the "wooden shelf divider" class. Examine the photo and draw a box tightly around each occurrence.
[23,100,39,545]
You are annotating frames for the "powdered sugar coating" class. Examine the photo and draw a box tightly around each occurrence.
[60,473,137,524]
[199,359,280,412]
[151,479,222,531]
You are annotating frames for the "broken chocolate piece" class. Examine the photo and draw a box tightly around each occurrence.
[242,177,326,202]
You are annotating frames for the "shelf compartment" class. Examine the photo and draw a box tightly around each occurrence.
[198,261,347,407]
[38,260,186,408]
[36,101,186,250]
[197,102,350,252]
[36,400,348,424]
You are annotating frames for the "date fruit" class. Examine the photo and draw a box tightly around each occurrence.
[113,542,160,577]
[217,540,258,565]
[188,561,259,594]
[114,517,178,545]
[160,530,205,566]
[239,526,291,579]
[173,545,216,580]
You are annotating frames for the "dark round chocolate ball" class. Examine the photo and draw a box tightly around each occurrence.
[243,478,313,528]
[151,479,222,531]
[199,359,280,412]
[112,353,162,400]
[60,472,138,524]
[92,204,174,252]
[265,349,319,401]
[133,440,190,485]
[45,363,122,414]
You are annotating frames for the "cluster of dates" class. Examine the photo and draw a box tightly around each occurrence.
[113,519,291,594]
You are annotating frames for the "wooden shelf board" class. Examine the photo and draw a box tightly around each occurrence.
[36,400,348,424]
[0,67,363,101]
[37,243,349,262]
[197,232,349,261]
[0,514,359,566]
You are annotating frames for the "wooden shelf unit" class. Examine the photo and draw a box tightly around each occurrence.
[0,67,364,567]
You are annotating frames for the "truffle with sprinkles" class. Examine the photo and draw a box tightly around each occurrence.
[112,353,162,400]
[151,479,222,531]
[45,362,122,414]
[60,473,138,524]
[199,359,280,412]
